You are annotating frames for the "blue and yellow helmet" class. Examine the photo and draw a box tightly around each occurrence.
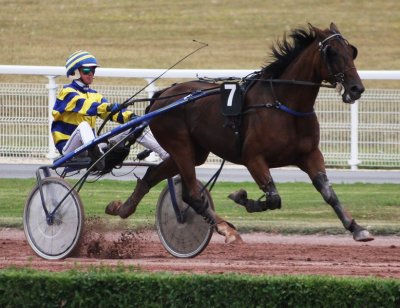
[65,50,99,78]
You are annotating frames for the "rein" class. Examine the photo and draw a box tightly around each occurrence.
[113,86,221,107]
[245,76,336,89]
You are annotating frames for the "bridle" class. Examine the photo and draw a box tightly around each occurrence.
[318,32,356,86]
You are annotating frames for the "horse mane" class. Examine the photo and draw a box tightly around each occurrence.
[262,24,318,78]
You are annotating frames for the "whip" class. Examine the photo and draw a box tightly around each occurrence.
[97,40,208,135]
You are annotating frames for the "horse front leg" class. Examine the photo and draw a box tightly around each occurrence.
[229,157,281,212]
[299,151,374,242]
[312,171,373,241]
[105,157,178,218]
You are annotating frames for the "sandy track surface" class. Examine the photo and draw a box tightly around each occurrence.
[1,228,399,278]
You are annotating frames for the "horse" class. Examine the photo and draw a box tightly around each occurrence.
[106,22,373,243]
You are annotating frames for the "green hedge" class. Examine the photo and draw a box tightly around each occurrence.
[1,268,399,307]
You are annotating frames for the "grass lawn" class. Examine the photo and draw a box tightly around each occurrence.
[1,178,398,236]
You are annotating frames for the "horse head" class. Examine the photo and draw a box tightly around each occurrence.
[315,23,364,104]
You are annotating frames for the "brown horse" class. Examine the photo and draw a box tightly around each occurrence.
[106,23,373,243]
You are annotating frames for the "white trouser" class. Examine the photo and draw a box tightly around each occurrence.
[64,122,169,160]
[136,127,169,160]
[62,122,95,155]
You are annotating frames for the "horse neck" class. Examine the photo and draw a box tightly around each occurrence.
[259,44,323,113]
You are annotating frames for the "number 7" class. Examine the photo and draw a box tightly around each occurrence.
[224,83,236,107]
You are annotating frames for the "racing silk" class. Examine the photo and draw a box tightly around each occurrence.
[51,80,132,153]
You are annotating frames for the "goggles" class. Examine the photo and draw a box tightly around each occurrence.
[80,67,96,75]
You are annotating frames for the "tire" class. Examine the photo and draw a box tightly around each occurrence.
[23,177,84,260]
[156,177,214,258]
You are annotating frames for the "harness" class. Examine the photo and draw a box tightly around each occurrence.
[240,72,323,117]
[215,31,354,155]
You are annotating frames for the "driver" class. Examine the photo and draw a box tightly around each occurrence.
[51,50,168,170]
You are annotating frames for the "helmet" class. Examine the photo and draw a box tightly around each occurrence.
[65,50,99,78]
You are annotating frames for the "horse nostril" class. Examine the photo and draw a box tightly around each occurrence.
[350,85,365,94]
[351,84,365,95]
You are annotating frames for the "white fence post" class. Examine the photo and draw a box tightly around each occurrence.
[46,76,58,159]
[348,101,360,170]
[145,78,157,98]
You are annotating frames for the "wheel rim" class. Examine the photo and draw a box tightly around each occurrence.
[156,178,213,258]
[24,178,83,260]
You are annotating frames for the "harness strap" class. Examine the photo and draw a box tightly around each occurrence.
[243,102,315,117]
[275,102,315,117]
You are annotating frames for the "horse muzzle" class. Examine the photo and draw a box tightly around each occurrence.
[341,82,365,104]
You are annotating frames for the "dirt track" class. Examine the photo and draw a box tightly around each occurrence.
[2,227,400,278]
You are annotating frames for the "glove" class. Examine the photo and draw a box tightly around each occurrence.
[106,103,122,113]
[129,113,138,120]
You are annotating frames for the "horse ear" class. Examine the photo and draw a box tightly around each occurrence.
[330,22,340,34]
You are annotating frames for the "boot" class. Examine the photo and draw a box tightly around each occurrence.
[108,135,128,151]
[88,144,105,171]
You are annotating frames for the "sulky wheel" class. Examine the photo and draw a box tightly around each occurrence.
[23,177,84,260]
[156,177,214,258]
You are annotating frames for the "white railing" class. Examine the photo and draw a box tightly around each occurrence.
[0,65,399,169]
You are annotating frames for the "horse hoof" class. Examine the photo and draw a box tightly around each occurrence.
[228,189,247,205]
[226,233,244,244]
[105,201,122,216]
[353,229,374,242]
[105,200,138,219]
[216,222,243,244]
[118,203,138,219]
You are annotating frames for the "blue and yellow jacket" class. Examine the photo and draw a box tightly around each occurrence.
[51,80,132,153]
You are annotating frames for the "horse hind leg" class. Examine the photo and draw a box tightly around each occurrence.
[312,172,374,242]
[105,158,177,219]
[105,177,150,218]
